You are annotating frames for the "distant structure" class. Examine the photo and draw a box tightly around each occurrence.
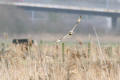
[0,1,120,29]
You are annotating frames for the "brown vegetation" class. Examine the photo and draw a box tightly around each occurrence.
[0,41,120,80]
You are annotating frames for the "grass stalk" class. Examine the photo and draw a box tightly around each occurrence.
[62,42,65,62]
[88,41,91,56]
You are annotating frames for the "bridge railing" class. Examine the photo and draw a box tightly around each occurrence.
[1,0,120,9]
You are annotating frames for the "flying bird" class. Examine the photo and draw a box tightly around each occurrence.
[56,16,82,43]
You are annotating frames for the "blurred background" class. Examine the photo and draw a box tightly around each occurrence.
[0,0,120,40]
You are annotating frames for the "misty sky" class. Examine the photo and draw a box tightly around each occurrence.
[0,0,120,35]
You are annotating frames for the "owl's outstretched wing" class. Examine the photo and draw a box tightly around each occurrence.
[56,16,82,43]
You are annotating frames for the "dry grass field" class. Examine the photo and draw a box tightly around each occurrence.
[0,39,120,80]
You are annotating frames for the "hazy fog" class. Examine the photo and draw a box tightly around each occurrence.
[0,0,120,36]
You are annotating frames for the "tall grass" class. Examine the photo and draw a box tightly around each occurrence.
[0,41,120,80]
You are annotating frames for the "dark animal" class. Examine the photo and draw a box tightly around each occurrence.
[12,39,35,51]
[12,39,34,45]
